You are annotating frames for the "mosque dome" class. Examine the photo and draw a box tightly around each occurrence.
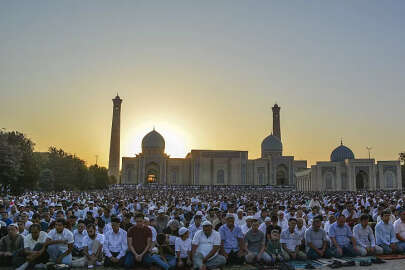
[142,129,165,153]
[261,134,283,153]
[330,142,355,162]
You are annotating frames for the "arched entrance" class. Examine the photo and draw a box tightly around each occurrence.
[356,170,368,190]
[276,164,289,186]
[145,162,160,184]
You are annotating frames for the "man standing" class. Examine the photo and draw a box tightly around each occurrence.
[353,214,383,256]
[305,215,334,259]
[329,215,359,257]
[192,221,226,270]
[46,218,74,266]
[219,214,245,265]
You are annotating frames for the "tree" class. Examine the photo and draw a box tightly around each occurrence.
[38,168,55,191]
[89,165,110,189]
[400,152,405,188]
[0,131,38,193]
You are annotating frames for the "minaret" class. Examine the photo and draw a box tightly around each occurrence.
[272,103,281,141]
[108,94,122,182]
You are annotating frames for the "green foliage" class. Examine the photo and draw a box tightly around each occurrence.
[0,130,112,193]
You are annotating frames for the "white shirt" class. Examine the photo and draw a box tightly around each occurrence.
[394,219,405,241]
[73,229,88,249]
[192,230,221,259]
[241,224,251,236]
[47,228,74,253]
[103,228,127,259]
[84,233,104,255]
[175,237,192,258]
[148,225,157,242]
[24,231,48,250]
[258,223,267,235]
[235,217,246,228]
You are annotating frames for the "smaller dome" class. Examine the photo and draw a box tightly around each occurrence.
[330,143,355,162]
[261,134,282,152]
[142,130,165,152]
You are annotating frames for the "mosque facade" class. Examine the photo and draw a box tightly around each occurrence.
[108,95,402,190]
[120,103,307,186]
[295,142,402,191]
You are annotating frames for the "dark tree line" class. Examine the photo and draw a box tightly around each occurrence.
[0,130,112,194]
[401,152,405,188]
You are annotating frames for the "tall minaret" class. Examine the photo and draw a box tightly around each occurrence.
[108,94,122,182]
[272,103,281,140]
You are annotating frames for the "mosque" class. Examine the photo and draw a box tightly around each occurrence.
[108,95,402,190]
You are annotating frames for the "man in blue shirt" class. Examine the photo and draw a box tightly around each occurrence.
[329,214,359,257]
[219,214,245,265]
[375,210,403,254]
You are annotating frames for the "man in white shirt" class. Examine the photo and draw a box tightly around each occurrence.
[192,220,226,270]
[394,208,405,251]
[17,224,49,270]
[234,209,246,228]
[73,220,88,256]
[103,217,127,267]
[83,223,103,269]
[46,218,74,266]
[353,214,383,256]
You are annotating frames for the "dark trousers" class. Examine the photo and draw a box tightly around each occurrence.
[26,243,49,270]
[72,246,84,257]
[226,250,245,265]
[0,249,25,268]
[104,251,125,267]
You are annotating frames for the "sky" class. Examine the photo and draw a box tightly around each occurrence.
[1,0,404,167]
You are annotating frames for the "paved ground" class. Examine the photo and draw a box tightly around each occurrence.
[1,259,405,269]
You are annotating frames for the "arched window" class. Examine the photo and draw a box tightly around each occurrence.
[325,172,333,190]
[171,171,177,184]
[385,171,396,188]
[217,169,224,184]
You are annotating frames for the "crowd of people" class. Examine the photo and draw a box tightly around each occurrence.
[0,186,405,270]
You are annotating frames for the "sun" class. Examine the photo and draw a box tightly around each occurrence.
[122,122,190,158]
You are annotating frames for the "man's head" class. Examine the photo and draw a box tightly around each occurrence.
[30,223,41,240]
[55,218,65,233]
[7,224,18,238]
[297,218,304,229]
[270,229,280,240]
[312,215,322,230]
[225,214,235,227]
[202,220,213,235]
[194,215,202,226]
[251,219,260,231]
[288,218,297,231]
[337,214,346,227]
[399,208,405,222]
[382,210,391,224]
[134,213,144,228]
[360,214,369,227]
[77,220,86,233]
[111,217,121,233]
[87,223,96,238]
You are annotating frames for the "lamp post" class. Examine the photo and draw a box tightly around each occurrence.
[366,147,372,160]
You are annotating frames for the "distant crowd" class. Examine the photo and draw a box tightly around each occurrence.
[0,187,405,270]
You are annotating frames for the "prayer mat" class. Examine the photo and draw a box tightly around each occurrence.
[377,254,405,260]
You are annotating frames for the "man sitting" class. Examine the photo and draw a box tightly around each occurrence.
[83,223,103,269]
[244,218,273,265]
[46,218,74,266]
[393,208,405,251]
[329,214,359,257]
[353,214,383,256]
[305,215,334,259]
[280,218,307,261]
[103,217,127,267]
[375,210,402,254]
[192,220,226,270]
[0,224,25,268]
[219,214,245,265]
[18,223,49,270]
[73,220,88,256]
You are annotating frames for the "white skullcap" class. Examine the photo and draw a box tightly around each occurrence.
[178,227,189,236]
[265,217,271,222]
[202,220,212,226]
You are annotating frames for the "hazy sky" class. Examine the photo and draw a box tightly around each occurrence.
[1,0,404,167]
